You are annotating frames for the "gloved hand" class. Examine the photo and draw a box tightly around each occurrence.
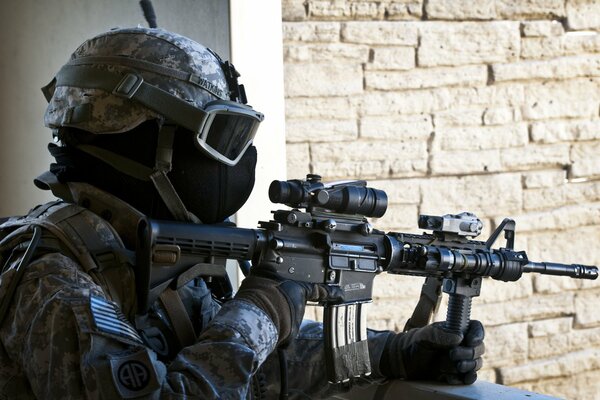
[380,320,485,385]
[235,271,343,347]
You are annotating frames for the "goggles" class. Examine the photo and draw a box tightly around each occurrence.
[194,100,264,166]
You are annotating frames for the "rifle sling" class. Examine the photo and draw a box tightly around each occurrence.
[158,287,196,348]
[403,276,443,332]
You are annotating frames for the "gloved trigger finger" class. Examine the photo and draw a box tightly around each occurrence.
[306,283,344,303]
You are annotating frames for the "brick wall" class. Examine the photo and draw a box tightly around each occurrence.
[281,1,600,398]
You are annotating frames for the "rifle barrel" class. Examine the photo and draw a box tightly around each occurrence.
[523,262,598,280]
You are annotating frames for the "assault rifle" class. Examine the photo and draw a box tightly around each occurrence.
[136,174,598,383]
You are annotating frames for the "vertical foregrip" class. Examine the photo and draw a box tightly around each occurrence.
[444,294,472,334]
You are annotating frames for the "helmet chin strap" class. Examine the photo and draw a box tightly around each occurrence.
[149,124,201,223]
[74,124,201,223]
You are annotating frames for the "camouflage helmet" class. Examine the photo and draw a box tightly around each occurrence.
[43,27,244,134]
[40,28,256,223]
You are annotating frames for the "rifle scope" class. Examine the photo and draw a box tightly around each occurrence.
[269,176,388,218]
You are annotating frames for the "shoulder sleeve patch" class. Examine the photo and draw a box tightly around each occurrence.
[109,348,160,398]
[90,295,143,344]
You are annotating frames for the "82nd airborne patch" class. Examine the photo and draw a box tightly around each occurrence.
[109,349,160,398]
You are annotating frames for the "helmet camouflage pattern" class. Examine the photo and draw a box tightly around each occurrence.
[43,27,231,134]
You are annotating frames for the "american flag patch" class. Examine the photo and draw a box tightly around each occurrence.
[90,295,143,344]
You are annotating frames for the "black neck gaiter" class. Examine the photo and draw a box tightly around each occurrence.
[49,123,257,223]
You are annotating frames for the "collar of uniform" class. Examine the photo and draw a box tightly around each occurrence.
[34,170,144,249]
[67,182,145,249]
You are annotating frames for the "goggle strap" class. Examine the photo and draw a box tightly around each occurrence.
[54,65,207,133]
[150,170,201,223]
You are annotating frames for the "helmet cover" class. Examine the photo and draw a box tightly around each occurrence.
[44,27,230,134]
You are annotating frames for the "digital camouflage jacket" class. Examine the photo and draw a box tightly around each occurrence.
[0,180,391,399]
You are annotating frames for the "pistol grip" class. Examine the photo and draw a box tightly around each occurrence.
[323,301,371,383]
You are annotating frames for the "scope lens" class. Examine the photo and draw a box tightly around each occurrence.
[269,180,307,205]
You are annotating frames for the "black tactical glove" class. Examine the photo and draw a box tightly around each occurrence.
[235,271,343,347]
[380,320,485,385]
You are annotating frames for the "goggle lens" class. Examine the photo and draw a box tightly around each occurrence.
[195,100,263,166]
[205,113,258,160]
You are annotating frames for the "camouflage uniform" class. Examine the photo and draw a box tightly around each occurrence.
[0,180,391,399]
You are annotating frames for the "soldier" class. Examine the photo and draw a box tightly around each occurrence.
[0,28,484,399]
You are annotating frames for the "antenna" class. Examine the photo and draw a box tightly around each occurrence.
[139,0,158,28]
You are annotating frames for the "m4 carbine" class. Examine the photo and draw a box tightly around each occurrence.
[136,174,598,384]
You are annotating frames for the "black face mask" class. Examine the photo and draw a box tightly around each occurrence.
[50,123,257,224]
[169,138,257,224]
